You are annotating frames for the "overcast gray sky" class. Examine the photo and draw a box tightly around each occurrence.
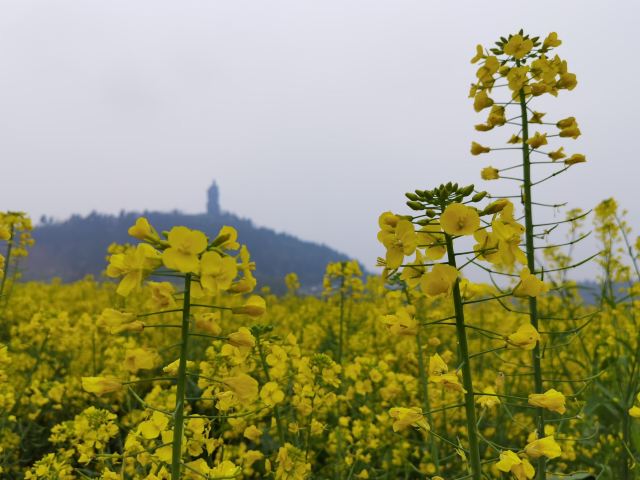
[1,1,637,275]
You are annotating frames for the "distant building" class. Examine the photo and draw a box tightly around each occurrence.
[207,181,221,216]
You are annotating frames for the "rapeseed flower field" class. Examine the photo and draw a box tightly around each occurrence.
[1,32,639,480]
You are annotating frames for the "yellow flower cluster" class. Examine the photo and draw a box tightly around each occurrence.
[0,224,634,478]
[3,30,638,480]
[470,32,586,173]
[0,211,34,300]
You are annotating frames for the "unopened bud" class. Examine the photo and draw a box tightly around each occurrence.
[471,191,488,202]
[461,184,475,196]
[481,199,509,215]
[405,192,419,201]
[406,201,424,211]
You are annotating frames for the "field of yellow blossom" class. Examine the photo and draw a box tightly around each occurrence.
[1,32,639,480]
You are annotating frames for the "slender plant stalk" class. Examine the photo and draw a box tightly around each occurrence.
[338,271,346,364]
[0,225,14,300]
[171,272,192,480]
[518,85,546,480]
[405,289,440,472]
[615,213,640,283]
[445,233,482,480]
[416,325,440,472]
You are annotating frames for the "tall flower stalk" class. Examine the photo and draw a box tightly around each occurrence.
[380,182,533,479]
[82,218,265,479]
[170,272,192,479]
[470,31,590,479]
[444,228,482,479]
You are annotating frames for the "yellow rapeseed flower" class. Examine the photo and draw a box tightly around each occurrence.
[470,141,491,156]
[223,374,259,403]
[473,90,494,112]
[428,353,448,377]
[496,450,535,480]
[524,435,562,459]
[476,386,501,409]
[123,348,160,373]
[146,281,176,310]
[470,44,484,64]
[440,203,480,236]
[548,147,566,161]
[428,353,466,392]
[564,154,586,165]
[528,389,567,414]
[127,217,159,242]
[507,66,529,92]
[506,323,540,350]
[504,34,534,59]
[529,111,546,123]
[543,32,562,49]
[420,264,458,297]
[378,218,417,269]
[212,225,240,251]
[232,295,267,317]
[382,307,418,336]
[244,425,263,442]
[388,407,430,432]
[260,382,285,406]
[81,376,123,396]
[199,251,237,294]
[227,327,256,350]
[162,359,195,376]
[481,167,500,180]
[162,226,208,273]
[526,132,548,149]
[106,243,162,296]
[514,267,549,297]
[487,105,506,127]
[137,410,169,440]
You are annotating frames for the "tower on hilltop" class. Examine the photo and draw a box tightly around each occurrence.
[207,181,220,216]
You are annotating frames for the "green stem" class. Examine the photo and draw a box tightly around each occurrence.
[338,273,345,364]
[171,273,191,480]
[406,290,440,473]
[518,84,546,480]
[416,324,441,473]
[0,225,14,303]
[445,233,482,480]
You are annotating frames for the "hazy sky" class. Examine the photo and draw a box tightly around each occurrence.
[1,1,638,275]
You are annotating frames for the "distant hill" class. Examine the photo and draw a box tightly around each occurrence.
[22,182,351,293]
